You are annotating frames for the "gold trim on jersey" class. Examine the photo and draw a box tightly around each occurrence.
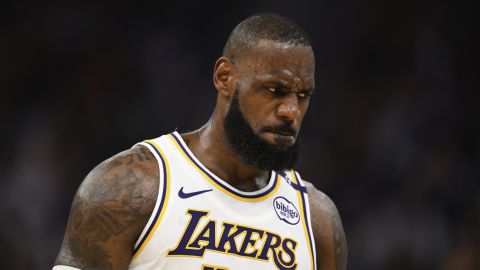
[132,140,171,259]
[167,133,280,202]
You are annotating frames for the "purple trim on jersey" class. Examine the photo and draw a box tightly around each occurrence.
[293,172,316,268]
[171,132,278,199]
[132,141,168,255]
[281,172,307,193]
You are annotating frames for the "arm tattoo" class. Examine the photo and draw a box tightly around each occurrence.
[56,146,158,269]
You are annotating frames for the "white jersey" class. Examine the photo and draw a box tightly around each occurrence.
[128,131,316,270]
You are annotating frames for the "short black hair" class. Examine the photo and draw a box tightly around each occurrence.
[223,13,312,62]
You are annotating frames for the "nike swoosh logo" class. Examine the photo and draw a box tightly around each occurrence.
[178,187,213,199]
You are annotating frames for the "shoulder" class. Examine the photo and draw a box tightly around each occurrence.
[302,181,339,220]
[75,145,160,221]
[55,145,160,268]
[302,181,343,243]
[78,144,159,206]
[302,180,348,270]
[76,144,160,235]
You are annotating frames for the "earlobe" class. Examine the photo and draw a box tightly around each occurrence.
[213,57,234,97]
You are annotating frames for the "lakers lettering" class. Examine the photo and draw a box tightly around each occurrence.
[168,209,298,270]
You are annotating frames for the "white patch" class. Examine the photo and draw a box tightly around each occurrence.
[273,196,300,225]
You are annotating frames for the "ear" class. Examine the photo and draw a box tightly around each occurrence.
[213,57,235,97]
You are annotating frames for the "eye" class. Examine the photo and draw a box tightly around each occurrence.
[267,87,277,93]
[266,86,287,96]
[297,92,312,99]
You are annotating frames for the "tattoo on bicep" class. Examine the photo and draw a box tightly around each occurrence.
[67,230,113,269]
[60,150,157,268]
[59,200,117,269]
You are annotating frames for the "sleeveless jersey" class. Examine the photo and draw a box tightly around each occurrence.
[128,131,317,270]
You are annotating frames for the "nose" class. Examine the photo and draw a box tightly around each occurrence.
[276,93,300,121]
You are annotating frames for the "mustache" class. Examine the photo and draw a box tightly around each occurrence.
[261,124,297,136]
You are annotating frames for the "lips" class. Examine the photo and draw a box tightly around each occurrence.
[268,130,295,137]
[262,127,296,137]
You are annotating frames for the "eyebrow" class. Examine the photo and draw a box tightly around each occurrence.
[265,80,315,93]
[265,80,289,87]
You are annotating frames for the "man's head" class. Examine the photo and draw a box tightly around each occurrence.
[222,13,312,64]
[213,13,315,171]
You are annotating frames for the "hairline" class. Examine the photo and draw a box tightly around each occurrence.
[224,39,313,64]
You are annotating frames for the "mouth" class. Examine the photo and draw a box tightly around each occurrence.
[262,126,296,137]
[268,130,295,137]
[263,130,296,146]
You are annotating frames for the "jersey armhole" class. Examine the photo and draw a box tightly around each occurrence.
[293,171,318,269]
[131,141,169,257]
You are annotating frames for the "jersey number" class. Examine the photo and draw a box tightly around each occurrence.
[202,264,228,270]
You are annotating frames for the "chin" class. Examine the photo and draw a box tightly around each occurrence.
[269,134,296,147]
[273,140,296,149]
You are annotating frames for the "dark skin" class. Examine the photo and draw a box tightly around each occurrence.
[55,41,347,269]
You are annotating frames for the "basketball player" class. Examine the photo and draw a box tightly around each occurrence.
[54,13,347,270]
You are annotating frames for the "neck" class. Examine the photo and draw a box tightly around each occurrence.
[180,114,271,192]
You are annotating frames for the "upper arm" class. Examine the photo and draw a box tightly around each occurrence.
[305,181,348,270]
[55,145,159,270]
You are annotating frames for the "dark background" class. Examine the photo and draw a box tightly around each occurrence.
[1,1,478,269]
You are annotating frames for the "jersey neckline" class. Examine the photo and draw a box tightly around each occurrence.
[168,131,280,202]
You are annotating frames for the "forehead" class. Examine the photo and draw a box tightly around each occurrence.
[237,40,315,86]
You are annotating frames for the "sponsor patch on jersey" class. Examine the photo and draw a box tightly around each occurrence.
[273,196,300,225]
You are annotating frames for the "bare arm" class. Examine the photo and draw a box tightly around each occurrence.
[305,182,348,270]
[55,145,159,269]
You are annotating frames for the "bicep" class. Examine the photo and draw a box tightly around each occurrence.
[55,196,135,269]
[306,183,347,270]
[55,147,158,269]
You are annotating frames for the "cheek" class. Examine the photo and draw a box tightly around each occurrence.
[239,96,271,130]
[241,104,263,130]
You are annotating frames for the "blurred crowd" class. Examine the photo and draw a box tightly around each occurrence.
[1,1,478,269]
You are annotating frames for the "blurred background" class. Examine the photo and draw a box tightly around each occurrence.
[1,0,478,269]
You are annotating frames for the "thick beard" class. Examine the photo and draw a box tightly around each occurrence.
[223,91,299,171]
